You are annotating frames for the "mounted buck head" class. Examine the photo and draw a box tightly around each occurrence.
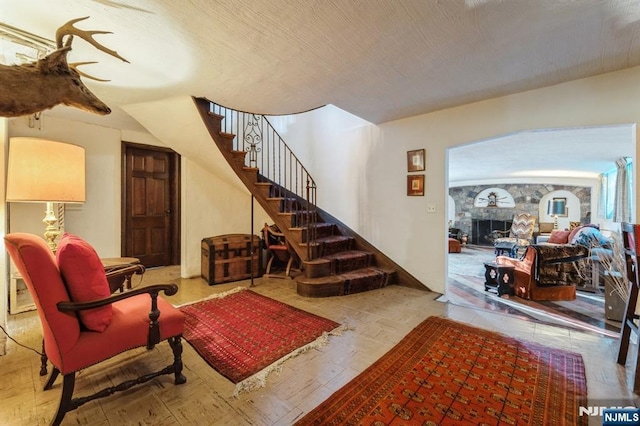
[0,16,128,117]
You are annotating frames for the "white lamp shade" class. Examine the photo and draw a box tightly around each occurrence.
[6,137,86,203]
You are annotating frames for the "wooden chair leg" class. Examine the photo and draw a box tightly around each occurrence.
[44,367,61,391]
[285,256,293,277]
[52,372,75,426]
[265,255,275,275]
[169,336,187,385]
[635,349,640,394]
[617,284,639,365]
[40,339,48,376]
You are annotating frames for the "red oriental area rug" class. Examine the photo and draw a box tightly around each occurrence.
[179,288,345,395]
[297,316,588,425]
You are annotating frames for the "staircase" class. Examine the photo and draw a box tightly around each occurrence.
[193,97,426,297]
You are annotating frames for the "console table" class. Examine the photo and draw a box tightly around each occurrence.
[102,257,142,293]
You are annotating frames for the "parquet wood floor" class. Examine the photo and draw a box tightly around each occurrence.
[0,265,637,425]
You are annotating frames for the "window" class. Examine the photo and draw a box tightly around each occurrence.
[599,158,633,221]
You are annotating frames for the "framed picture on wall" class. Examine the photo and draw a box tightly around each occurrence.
[548,197,568,217]
[407,175,425,196]
[407,149,425,172]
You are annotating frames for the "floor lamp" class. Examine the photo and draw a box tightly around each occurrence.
[6,137,86,253]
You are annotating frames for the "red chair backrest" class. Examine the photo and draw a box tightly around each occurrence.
[5,233,81,368]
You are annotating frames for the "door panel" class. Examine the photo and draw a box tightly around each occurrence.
[123,143,180,267]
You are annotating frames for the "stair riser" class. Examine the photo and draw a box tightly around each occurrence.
[344,271,387,295]
[296,269,390,297]
[297,279,345,298]
[304,260,332,278]
[302,224,335,241]
[291,212,318,228]
[332,253,373,274]
[206,112,224,134]
[321,239,353,256]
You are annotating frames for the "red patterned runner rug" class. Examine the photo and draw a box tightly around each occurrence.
[297,316,588,425]
[179,288,346,395]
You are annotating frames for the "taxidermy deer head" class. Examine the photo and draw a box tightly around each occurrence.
[0,16,128,117]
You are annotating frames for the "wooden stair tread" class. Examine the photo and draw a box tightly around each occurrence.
[322,250,372,259]
[339,267,385,277]
[316,235,352,243]
[207,112,224,120]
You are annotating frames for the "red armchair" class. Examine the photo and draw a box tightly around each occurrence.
[5,233,186,425]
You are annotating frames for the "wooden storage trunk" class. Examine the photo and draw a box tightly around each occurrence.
[201,234,262,285]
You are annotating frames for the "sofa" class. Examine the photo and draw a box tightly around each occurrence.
[496,224,607,300]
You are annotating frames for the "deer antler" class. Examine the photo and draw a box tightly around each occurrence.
[69,61,110,82]
[0,17,128,117]
[55,16,129,64]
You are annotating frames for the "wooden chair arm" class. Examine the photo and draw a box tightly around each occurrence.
[58,283,178,349]
[104,264,145,277]
[57,284,178,312]
[105,264,145,293]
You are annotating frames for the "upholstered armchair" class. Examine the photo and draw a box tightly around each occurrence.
[492,212,536,257]
[4,233,187,425]
[496,244,589,301]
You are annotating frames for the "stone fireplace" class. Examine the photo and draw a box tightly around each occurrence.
[449,183,591,245]
[470,219,512,246]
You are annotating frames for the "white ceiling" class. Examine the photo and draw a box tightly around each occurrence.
[1,0,639,181]
[448,124,635,184]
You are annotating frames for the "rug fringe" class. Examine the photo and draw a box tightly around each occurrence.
[232,324,354,397]
[174,286,247,308]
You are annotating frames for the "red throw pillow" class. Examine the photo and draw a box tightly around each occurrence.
[56,233,112,332]
[548,229,571,244]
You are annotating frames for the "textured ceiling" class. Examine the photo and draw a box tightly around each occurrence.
[1,0,639,180]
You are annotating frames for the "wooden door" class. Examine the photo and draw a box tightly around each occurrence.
[122,143,180,267]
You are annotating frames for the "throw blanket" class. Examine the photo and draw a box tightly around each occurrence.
[532,244,589,286]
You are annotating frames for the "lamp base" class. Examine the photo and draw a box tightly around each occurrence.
[43,202,60,253]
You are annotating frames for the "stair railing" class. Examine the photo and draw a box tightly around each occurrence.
[207,101,318,260]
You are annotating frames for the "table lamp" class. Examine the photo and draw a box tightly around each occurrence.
[549,199,566,230]
[6,137,86,252]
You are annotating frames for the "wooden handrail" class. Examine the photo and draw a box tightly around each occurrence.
[206,100,319,260]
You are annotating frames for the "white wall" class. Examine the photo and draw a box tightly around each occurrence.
[0,118,7,353]
[272,66,640,295]
[7,112,269,280]
[181,158,270,278]
[538,190,582,231]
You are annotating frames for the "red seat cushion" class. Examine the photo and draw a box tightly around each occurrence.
[59,295,185,374]
[56,233,112,332]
